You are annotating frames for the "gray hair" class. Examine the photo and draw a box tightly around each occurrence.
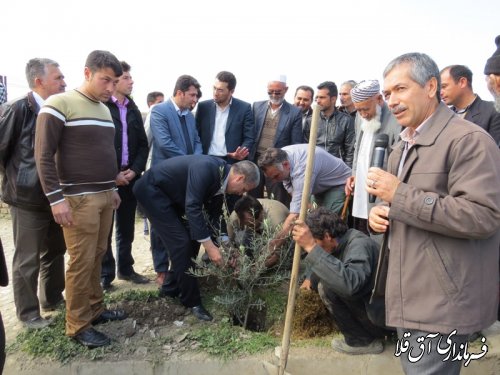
[231,160,260,187]
[383,52,441,102]
[25,58,59,89]
[257,148,288,170]
[341,80,357,88]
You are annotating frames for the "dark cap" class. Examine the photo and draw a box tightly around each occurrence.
[484,35,500,75]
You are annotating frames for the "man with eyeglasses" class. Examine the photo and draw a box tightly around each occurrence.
[249,75,303,207]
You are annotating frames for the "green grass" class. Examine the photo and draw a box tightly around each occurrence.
[7,309,115,364]
[191,318,278,360]
[8,287,289,364]
[104,288,160,304]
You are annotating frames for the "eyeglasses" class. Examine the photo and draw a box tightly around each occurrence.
[267,90,283,96]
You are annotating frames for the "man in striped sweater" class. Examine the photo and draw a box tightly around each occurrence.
[35,50,127,348]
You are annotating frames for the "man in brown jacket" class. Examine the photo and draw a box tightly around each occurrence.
[368,52,500,374]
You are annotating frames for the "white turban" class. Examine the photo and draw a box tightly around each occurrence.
[350,80,380,103]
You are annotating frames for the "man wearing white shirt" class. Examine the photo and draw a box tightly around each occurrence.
[345,80,400,235]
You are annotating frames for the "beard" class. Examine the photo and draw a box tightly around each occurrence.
[360,104,382,134]
[269,96,284,106]
[494,95,500,113]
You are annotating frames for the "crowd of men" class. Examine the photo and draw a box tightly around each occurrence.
[0,35,499,374]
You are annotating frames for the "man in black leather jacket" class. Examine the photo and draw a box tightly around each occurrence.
[0,58,66,328]
[303,81,355,168]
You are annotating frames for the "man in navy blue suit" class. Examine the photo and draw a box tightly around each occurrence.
[196,71,255,164]
[133,155,260,321]
[250,75,304,207]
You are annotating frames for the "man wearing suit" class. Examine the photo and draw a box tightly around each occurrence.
[150,75,202,164]
[250,75,303,207]
[149,75,203,293]
[196,71,254,164]
[345,80,400,235]
[133,156,260,321]
[101,61,149,290]
[440,65,500,144]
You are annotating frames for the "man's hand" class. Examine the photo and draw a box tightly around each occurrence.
[345,176,355,196]
[122,169,137,182]
[227,146,249,161]
[51,200,73,227]
[368,205,390,233]
[366,167,400,203]
[115,171,129,186]
[300,279,312,290]
[291,220,316,253]
[111,190,121,210]
[202,239,223,266]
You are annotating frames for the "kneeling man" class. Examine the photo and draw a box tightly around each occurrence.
[292,207,390,354]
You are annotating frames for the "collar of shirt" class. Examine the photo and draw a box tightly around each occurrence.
[111,95,129,108]
[172,97,189,116]
[215,174,230,196]
[320,109,336,121]
[399,112,434,146]
[451,95,477,114]
[32,91,45,110]
[283,151,294,191]
[215,97,232,111]
[268,102,283,114]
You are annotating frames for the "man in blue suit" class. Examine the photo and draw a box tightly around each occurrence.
[150,75,202,162]
[133,156,260,321]
[250,75,304,207]
[149,75,203,293]
[196,71,255,164]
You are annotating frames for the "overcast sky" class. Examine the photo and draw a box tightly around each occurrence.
[2,0,499,112]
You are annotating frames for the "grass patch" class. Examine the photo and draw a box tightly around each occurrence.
[191,318,278,360]
[7,309,115,364]
[104,288,160,304]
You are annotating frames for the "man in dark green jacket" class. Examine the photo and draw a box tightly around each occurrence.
[293,207,390,355]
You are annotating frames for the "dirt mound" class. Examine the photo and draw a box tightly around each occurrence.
[292,289,338,339]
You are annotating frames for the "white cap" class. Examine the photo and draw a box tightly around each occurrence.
[269,74,287,84]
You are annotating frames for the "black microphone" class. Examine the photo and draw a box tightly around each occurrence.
[369,134,389,203]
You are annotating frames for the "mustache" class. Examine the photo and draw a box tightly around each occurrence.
[391,105,407,115]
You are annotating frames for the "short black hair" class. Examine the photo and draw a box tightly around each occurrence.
[146,91,164,105]
[173,75,200,96]
[317,81,338,97]
[294,85,314,98]
[305,207,348,240]
[216,71,237,91]
[120,61,131,73]
[85,50,122,77]
[257,148,288,169]
[234,195,263,224]
[442,65,473,88]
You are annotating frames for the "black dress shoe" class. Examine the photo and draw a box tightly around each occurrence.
[101,278,114,291]
[41,298,65,312]
[117,271,150,284]
[191,305,213,321]
[73,327,110,348]
[158,286,180,299]
[92,309,128,325]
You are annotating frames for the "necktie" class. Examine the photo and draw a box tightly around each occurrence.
[179,115,194,155]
